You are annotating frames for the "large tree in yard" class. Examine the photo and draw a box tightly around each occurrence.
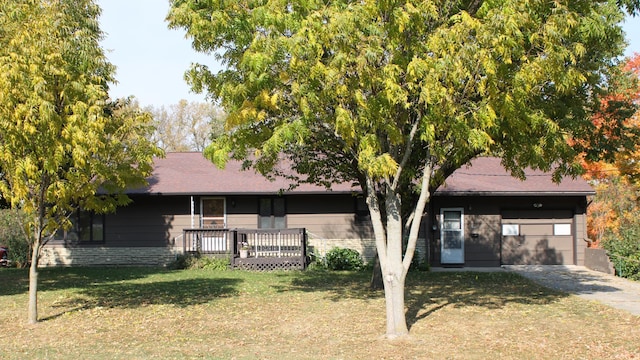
[0,0,162,324]
[168,0,640,338]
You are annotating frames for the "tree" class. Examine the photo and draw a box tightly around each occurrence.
[576,53,640,246]
[168,0,639,338]
[147,100,226,152]
[0,0,161,324]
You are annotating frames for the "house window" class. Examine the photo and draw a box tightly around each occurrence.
[56,211,104,243]
[355,196,370,223]
[502,224,520,236]
[259,197,286,229]
[554,223,572,236]
[201,198,225,228]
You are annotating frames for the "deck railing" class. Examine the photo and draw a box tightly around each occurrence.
[182,228,307,270]
[236,228,306,258]
[183,228,232,254]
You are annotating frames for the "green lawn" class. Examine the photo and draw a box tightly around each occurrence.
[0,267,638,359]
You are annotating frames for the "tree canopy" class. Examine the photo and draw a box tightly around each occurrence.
[168,0,638,338]
[0,0,161,323]
[147,99,226,152]
[580,53,640,247]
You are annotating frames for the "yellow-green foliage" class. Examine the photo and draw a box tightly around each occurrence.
[169,0,631,184]
[168,0,637,335]
[0,0,161,249]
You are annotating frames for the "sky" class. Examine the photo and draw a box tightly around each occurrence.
[98,0,640,108]
[98,0,216,108]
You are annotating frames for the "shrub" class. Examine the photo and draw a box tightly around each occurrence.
[324,247,364,271]
[0,209,31,267]
[196,256,231,271]
[169,253,230,270]
[602,226,640,280]
[408,250,430,272]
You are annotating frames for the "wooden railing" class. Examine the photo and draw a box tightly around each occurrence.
[183,228,307,270]
[236,228,306,258]
[183,228,232,254]
[183,227,306,258]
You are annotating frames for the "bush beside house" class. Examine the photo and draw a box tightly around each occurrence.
[0,209,30,267]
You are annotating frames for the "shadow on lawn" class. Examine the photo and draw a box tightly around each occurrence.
[40,276,241,322]
[273,269,381,301]
[404,271,567,328]
[1,267,242,321]
[276,269,567,328]
[0,267,171,296]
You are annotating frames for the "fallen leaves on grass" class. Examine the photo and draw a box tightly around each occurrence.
[1,268,639,359]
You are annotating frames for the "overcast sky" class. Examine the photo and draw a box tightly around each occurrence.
[97,0,640,108]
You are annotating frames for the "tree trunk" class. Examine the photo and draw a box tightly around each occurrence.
[366,163,433,338]
[380,188,409,338]
[382,267,408,338]
[28,238,40,324]
[370,253,384,290]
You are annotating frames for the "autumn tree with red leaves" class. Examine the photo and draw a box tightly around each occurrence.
[581,53,640,247]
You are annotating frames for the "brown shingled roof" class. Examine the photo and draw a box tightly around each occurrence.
[127,152,357,195]
[435,157,594,196]
[129,153,593,196]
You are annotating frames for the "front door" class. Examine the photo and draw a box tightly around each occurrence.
[441,208,464,264]
[200,198,227,251]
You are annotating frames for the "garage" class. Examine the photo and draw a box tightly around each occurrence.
[501,209,576,265]
[429,157,594,268]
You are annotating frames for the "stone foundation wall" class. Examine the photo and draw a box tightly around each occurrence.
[40,246,179,267]
[307,237,427,263]
[40,237,428,267]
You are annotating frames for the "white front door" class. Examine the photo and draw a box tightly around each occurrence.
[200,198,227,251]
[441,208,464,264]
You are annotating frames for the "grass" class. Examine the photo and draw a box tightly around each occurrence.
[1,267,639,359]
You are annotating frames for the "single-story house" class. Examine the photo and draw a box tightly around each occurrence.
[41,153,594,268]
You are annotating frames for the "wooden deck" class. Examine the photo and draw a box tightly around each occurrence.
[182,228,307,270]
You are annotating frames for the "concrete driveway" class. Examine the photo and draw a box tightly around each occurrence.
[503,265,640,316]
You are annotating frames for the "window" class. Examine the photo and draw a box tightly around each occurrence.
[259,197,286,229]
[554,223,572,236]
[502,224,520,236]
[443,210,462,230]
[56,211,104,243]
[201,198,225,228]
[355,196,370,223]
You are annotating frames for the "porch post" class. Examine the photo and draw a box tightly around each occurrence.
[190,196,194,228]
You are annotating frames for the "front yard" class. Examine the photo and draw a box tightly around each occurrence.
[0,267,638,359]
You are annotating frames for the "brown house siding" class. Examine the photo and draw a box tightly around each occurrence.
[106,195,190,247]
[429,197,503,267]
[429,195,589,267]
[41,193,374,266]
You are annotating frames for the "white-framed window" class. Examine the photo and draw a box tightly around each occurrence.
[502,224,520,236]
[201,198,226,228]
[554,223,572,236]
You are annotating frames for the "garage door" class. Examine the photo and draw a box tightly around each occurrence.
[501,210,575,265]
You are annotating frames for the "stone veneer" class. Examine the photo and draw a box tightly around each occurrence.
[40,246,180,267]
[40,238,426,267]
[307,237,427,263]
